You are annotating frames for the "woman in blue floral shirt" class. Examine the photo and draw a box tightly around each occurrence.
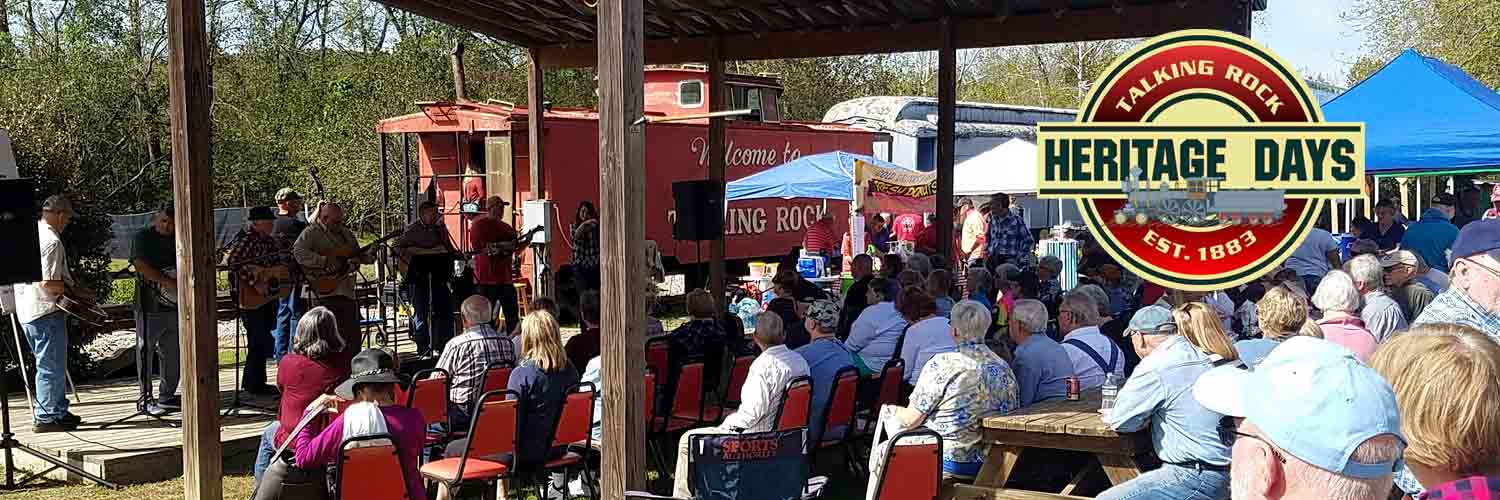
[895,299,1019,478]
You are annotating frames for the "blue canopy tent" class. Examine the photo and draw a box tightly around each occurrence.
[1323,49,1500,176]
[726,151,905,201]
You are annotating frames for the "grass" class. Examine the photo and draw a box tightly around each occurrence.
[0,475,255,500]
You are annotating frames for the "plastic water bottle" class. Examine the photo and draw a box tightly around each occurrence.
[1100,374,1121,411]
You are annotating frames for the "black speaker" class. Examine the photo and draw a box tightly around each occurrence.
[0,178,41,286]
[672,180,723,241]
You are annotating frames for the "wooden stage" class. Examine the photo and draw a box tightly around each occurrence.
[5,365,279,485]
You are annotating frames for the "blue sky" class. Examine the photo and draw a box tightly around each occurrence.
[1253,0,1369,86]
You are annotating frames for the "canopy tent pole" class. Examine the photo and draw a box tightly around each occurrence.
[166,0,221,498]
[596,0,649,497]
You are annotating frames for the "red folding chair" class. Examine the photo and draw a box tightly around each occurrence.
[855,358,907,436]
[708,354,756,418]
[816,366,863,474]
[665,363,710,431]
[480,363,514,395]
[540,383,596,498]
[419,389,520,499]
[404,368,452,447]
[774,376,814,431]
[645,337,671,390]
[868,428,943,500]
[336,434,411,500]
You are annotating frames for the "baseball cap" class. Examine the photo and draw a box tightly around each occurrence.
[41,195,74,215]
[1126,305,1173,335]
[1432,192,1458,207]
[247,206,275,221]
[1380,249,1418,268]
[275,188,302,202]
[1193,337,1404,479]
[805,299,840,333]
[1450,219,1500,261]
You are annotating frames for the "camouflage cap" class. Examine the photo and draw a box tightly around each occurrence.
[805,299,840,333]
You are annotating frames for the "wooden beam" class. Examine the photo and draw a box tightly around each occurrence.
[165,1,220,499]
[378,0,545,47]
[596,0,648,498]
[936,16,956,264]
[708,40,727,316]
[538,1,1248,67]
[528,49,546,198]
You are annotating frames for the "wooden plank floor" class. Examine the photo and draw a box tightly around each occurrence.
[5,364,280,485]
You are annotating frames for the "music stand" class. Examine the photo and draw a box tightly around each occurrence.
[100,296,179,430]
[222,277,272,418]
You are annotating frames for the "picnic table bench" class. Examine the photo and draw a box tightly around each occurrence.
[946,390,1151,500]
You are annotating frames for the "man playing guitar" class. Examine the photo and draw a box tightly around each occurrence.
[394,201,459,356]
[468,196,536,334]
[292,201,373,370]
[224,206,294,396]
[15,196,87,432]
[131,205,181,416]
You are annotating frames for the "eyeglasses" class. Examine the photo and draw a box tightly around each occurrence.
[1460,257,1500,281]
[1218,419,1286,464]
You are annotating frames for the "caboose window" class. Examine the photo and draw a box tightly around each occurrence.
[678,80,704,108]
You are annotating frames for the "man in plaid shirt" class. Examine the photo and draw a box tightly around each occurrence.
[985,193,1036,269]
[433,295,516,431]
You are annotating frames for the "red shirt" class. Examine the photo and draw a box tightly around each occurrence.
[892,213,926,242]
[470,216,518,285]
[274,353,347,447]
[463,176,485,202]
[803,219,836,254]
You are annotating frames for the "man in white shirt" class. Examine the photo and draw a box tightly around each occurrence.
[16,196,84,432]
[672,311,810,497]
[1057,291,1125,390]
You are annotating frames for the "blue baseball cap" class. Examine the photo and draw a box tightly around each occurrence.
[1193,337,1404,479]
[1450,219,1500,263]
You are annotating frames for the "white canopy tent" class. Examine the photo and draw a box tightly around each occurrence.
[955,138,1039,195]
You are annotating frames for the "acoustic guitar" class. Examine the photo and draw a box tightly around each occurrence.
[238,264,293,309]
[477,226,544,257]
[57,289,107,327]
[306,229,404,295]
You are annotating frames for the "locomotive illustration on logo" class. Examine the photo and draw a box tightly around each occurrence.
[1114,167,1286,227]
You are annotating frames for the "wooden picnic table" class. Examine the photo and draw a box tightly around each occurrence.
[947,390,1151,500]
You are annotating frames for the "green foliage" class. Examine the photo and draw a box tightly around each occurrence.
[1346,0,1500,87]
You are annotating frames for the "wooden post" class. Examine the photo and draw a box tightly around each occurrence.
[708,40,727,311]
[935,18,957,265]
[597,0,648,497]
[528,48,548,299]
[450,41,468,102]
[166,1,220,499]
[378,133,390,322]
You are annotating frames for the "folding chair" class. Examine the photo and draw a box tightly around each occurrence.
[543,383,596,499]
[480,363,514,395]
[709,354,757,417]
[404,368,452,448]
[664,362,711,432]
[868,428,943,500]
[773,376,814,432]
[646,337,671,392]
[625,428,827,500]
[815,366,862,474]
[335,434,412,500]
[855,359,906,435]
[419,389,520,499]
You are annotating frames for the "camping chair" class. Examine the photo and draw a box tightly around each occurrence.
[773,376,815,432]
[815,366,862,474]
[419,389,520,499]
[868,428,943,500]
[625,428,827,500]
[404,368,452,448]
[335,434,411,500]
[543,383,597,499]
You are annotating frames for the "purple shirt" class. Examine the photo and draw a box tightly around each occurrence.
[1422,476,1500,500]
[1317,315,1377,361]
[293,405,428,500]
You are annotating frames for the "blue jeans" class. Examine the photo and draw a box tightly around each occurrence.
[1096,463,1230,500]
[21,312,69,423]
[254,421,280,482]
[272,285,304,360]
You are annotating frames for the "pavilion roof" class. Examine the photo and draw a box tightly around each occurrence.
[374,0,1263,68]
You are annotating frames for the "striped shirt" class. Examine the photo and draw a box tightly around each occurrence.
[803,219,836,254]
[434,324,516,405]
[1422,476,1500,500]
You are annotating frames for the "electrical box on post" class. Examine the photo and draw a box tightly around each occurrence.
[523,200,554,244]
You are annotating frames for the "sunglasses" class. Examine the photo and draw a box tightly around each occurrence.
[1218,418,1286,464]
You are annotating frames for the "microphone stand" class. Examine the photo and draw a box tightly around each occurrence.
[222,274,271,418]
[101,285,178,430]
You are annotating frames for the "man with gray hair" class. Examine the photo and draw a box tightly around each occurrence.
[16,195,84,431]
[1347,254,1406,343]
[433,295,516,431]
[1008,299,1074,406]
[1058,291,1124,390]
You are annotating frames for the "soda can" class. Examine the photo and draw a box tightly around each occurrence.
[1066,376,1081,401]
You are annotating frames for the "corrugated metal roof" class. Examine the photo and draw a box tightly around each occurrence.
[824,96,1076,139]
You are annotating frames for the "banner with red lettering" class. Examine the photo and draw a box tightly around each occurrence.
[854,159,936,214]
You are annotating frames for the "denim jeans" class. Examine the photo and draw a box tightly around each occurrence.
[253,421,280,482]
[409,274,454,353]
[21,311,69,423]
[272,285,305,360]
[1095,463,1231,500]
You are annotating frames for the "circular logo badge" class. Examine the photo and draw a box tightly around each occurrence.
[1038,30,1365,292]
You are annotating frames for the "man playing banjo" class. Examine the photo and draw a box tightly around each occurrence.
[131,204,181,416]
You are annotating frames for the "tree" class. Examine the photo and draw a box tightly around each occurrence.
[1346,0,1500,87]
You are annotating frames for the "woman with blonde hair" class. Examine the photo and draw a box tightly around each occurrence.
[1234,285,1322,367]
[1098,303,1237,500]
[1370,323,1500,499]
